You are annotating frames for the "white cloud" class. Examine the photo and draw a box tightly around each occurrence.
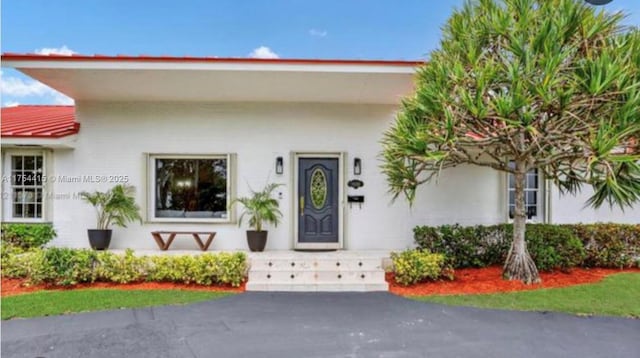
[0,70,73,105]
[34,45,76,56]
[4,101,20,107]
[0,71,50,97]
[248,46,279,59]
[309,29,328,37]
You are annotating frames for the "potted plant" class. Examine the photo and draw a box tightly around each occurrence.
[80,184,143,250]
[230,183,283,252]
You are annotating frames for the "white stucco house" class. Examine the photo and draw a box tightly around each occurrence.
[1,53,638,252]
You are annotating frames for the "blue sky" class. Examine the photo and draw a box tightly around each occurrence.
[2,0,639,106]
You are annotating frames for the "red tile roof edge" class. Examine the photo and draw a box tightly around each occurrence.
[1,52,424,67]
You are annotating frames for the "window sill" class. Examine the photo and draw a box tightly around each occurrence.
[1,218,50,224]
[145,218,235,225]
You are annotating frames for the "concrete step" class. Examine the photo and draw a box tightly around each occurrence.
[248,270,385,282]
[246,281,389,292]
[250,257,383,271]
[246,254,389,292]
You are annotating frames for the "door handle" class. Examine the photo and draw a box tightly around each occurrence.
[300,196,304,216]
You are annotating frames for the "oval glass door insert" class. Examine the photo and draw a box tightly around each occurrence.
[310,168,327,209]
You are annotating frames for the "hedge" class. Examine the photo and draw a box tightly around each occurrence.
[563,224,640,269]
[414,223,638,270]
[1,223,56,249]
[1,247,247,287]
[414,223,640,271]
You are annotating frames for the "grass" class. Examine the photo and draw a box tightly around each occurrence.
[411,273,640,318]
[1,289,233,320]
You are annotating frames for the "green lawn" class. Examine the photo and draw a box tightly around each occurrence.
[411,273,640,318]
[1,289,233,320]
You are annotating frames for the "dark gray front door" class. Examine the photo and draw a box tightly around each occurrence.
[298,158,339,243]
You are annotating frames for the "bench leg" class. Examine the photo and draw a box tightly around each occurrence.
[152,232,176,250]
[192,233,216,251]
[152,232,167,250]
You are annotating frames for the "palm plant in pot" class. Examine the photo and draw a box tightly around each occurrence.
[80,184,142,250]
[231,183,283,252]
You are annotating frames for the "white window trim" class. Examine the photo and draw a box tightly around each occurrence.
[2,149,51,223]
[146,153,235,224]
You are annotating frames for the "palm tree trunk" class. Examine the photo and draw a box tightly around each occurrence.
[503,160,540,284]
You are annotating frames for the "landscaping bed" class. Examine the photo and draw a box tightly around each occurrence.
[1,277,245,297]
[387,266,640,296]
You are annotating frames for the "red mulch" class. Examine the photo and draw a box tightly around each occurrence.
[1,278,245,297]
[388,266,640,296]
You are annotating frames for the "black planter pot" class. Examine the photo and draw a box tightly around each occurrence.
[246,230,268,252]
[88,229,112,250]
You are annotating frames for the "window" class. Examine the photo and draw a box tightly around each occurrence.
[10,154,45,219]
[149,154,233,222]
[507,163,543,221]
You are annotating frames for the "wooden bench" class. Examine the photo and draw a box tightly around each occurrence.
[151,231,216,251]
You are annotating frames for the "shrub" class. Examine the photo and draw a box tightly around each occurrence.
[414,224,585,271]
[94,249,148,284]
[1,244,34,278]
[414,224,510,268]
[29,248,97,286]
[391,250,452,286]
[513,225,585,271]
[1,223,56,249]
[566,223,640,268]
[147,252,247,287]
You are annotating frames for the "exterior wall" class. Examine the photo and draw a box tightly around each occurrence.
[549,185,638,224]
[3,101,636,251]
[32,101,506,250]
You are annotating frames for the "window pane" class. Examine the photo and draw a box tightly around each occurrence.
[23,172,35,186]
[526,173,538,189]
[12,171,24,185]
[24,204,36,218]
[12,156,23,170]
[36,204,42,218]
[526,206,537,217]
[13,204,23,218]
[36,156,43,170]
[155,158,228,219]
[508,191,515,205]
[13,189,24,203]
[508,173,514,188]
[526,191,537,205]
[23,189,36,203]
[24,156,35,170]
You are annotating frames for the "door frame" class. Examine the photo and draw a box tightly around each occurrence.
[291,152,345,250]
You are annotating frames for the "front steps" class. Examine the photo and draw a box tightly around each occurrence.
[246,251,390,292]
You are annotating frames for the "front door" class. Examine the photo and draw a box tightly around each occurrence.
[298,158,339,244]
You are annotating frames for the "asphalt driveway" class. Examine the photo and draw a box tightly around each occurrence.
[2,292,638,358]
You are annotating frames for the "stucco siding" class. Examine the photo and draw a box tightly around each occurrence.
[4,101,636,250]
[37,101,504,250]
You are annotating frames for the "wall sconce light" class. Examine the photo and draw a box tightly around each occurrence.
[275,156,284,175]
[353,158,362,176]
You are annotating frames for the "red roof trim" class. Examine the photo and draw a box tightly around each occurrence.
[1,105,79,139]
[1,53,423,67]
